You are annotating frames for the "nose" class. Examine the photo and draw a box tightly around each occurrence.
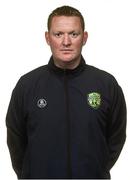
[62,34,71,47]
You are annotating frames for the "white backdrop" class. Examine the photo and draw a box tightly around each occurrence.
[0,0,129,179]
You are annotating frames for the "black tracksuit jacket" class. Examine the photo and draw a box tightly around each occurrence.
[6,56,126,179]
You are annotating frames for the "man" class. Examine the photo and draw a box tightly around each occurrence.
[6,5,126,179]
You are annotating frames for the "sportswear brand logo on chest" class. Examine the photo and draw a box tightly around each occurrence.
[37,98,47,108]
[87,92,101,109]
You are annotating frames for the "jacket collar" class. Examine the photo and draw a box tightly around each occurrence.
[48,55,86,77]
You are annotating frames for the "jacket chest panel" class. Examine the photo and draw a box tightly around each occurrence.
[25,75,110,140]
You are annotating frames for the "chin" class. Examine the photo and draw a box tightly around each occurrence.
[60,55,75,62]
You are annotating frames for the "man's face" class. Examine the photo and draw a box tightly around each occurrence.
[45,16,88,67]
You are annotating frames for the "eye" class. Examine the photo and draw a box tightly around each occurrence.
[71,32,79,38]
[54,32,63,38]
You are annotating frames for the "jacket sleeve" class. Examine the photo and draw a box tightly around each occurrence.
[6,79,27,178]
[106,79,127,170]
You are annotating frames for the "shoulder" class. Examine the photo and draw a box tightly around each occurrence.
[84,64,125,104]
[14,65,49,91]
[84,64,119,86]
[21,65,48,81]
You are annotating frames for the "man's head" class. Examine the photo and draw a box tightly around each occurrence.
[45,6,88,69]
[47,5,85,32]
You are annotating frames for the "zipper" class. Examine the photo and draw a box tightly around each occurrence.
[64,69,72,178]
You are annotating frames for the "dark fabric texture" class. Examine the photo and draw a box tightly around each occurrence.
[6,56,126,179]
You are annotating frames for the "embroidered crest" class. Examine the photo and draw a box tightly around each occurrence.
[37,98,47,108]
[87,92,101,109]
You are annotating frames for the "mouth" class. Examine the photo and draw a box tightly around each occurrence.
[60,49,73,51]
[60,49,73,54]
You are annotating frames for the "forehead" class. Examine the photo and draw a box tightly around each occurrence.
[50,16,82,31]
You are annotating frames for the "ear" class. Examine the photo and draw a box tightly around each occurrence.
[83,31,88,45]
[45,31,50,45]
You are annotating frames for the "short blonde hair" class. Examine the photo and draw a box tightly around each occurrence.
[47,5,85,31]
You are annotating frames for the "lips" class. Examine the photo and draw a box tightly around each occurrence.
[60,49,73,51]
[61,50,73,55]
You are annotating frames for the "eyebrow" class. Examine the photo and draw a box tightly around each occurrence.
[52,30,80,34]
[69,31,80,34]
